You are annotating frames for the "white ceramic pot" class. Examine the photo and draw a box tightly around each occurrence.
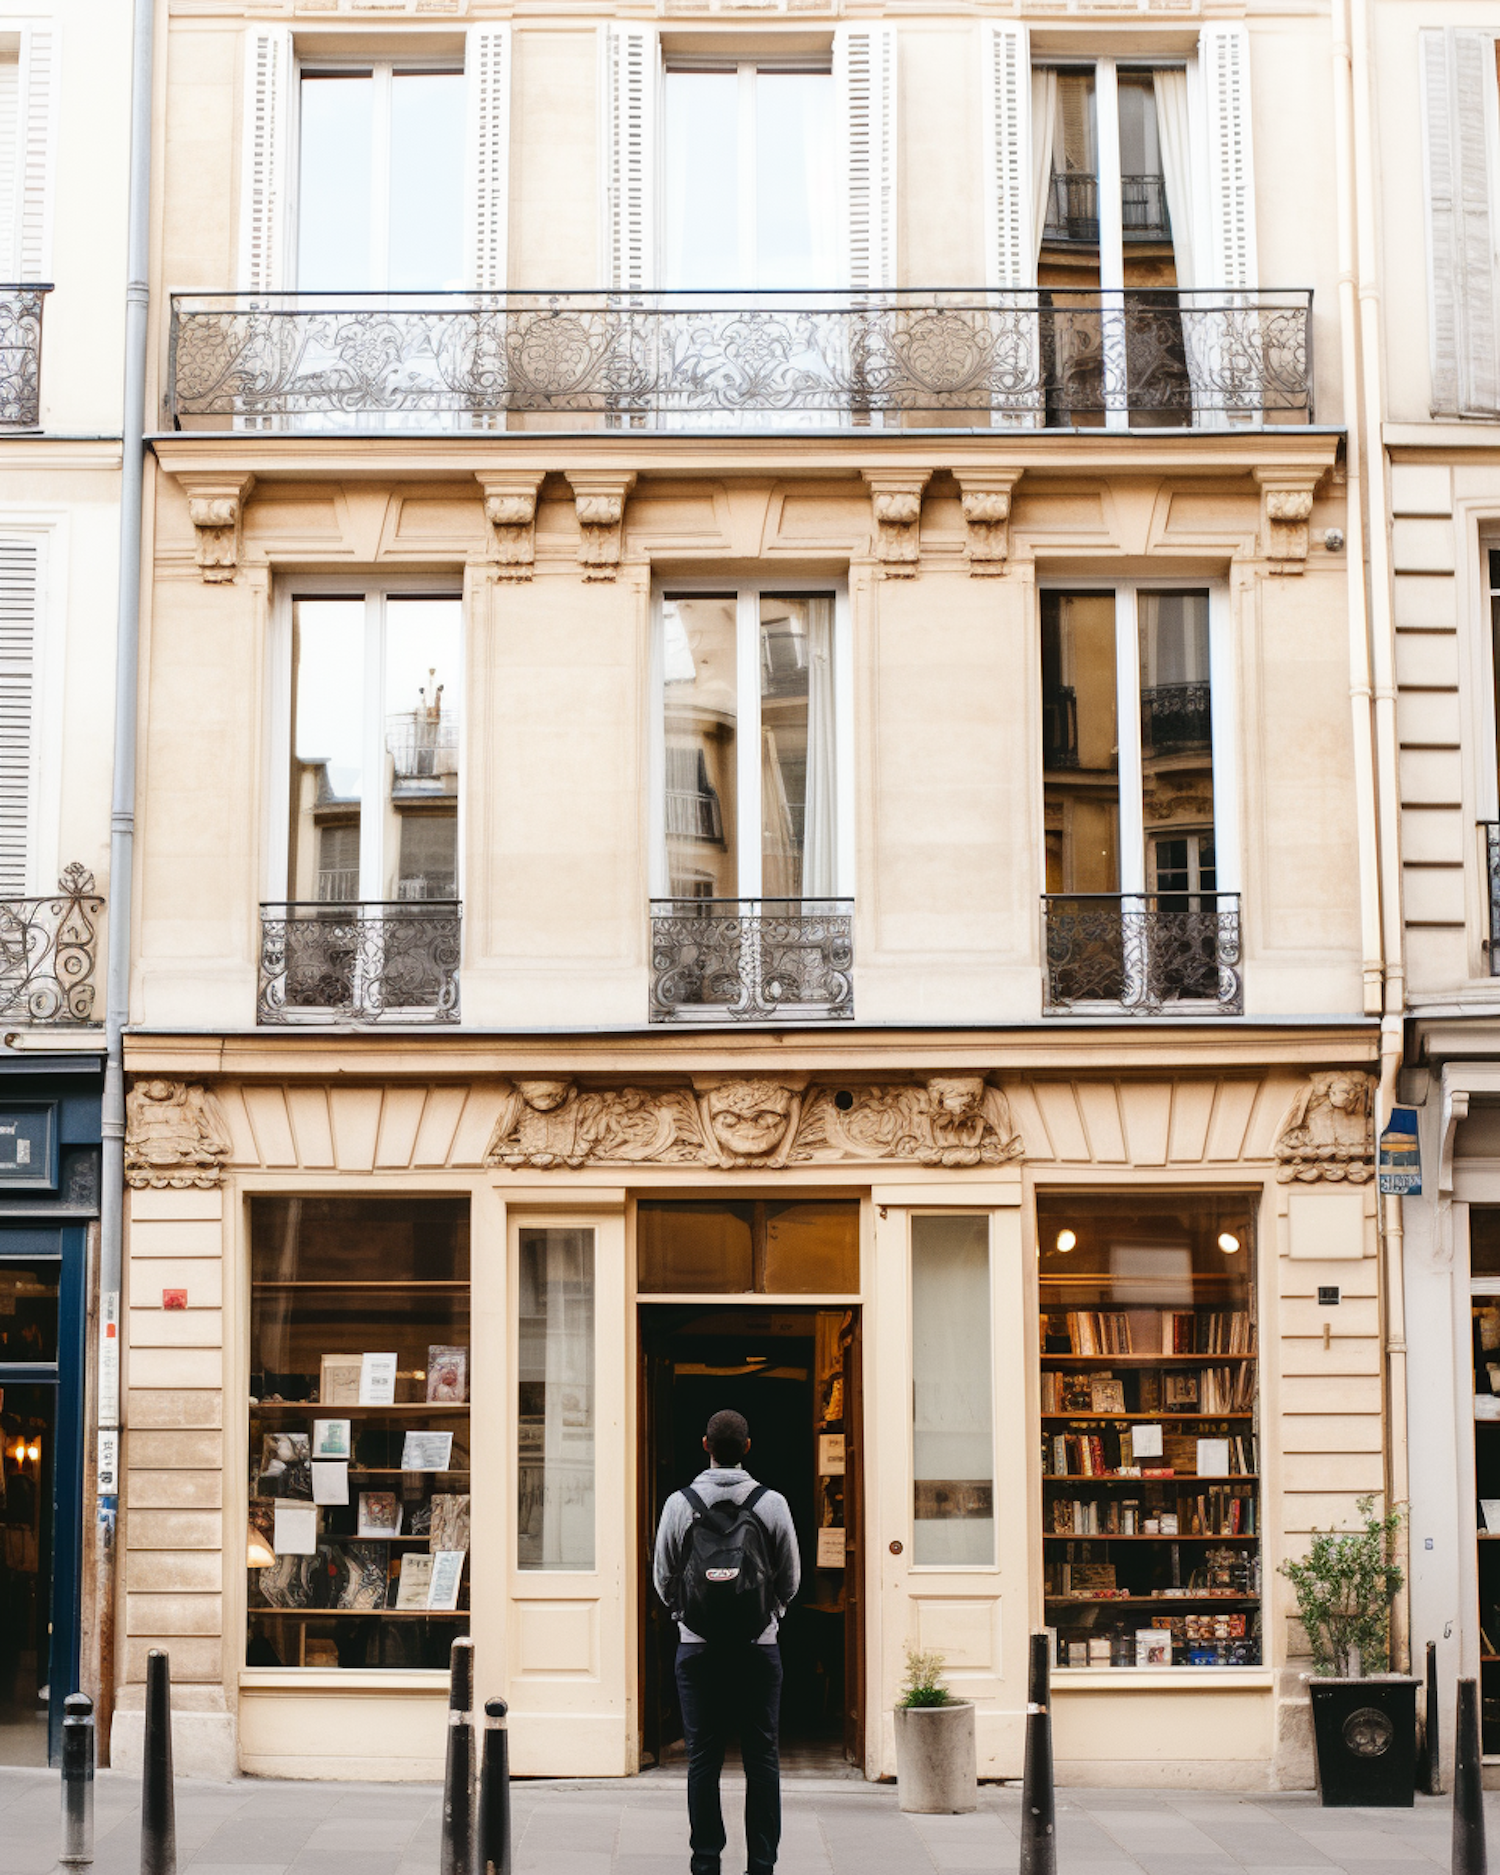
[893,1701,977,1813]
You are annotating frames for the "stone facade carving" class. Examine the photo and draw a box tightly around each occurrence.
[180,473,255,583]
[956,470,1022,576]
[1274,1071,1376,1183]
[1254,468,1318,574]
[565,471,636,580]
[484,1072,1023,1170]
[125,1079,232,1189]
[862,471,930,578]
[477,471,546,579]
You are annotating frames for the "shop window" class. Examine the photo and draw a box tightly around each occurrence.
[1036,1192,1260,1670]
[911,1214,995,1567]
[518,1227,595,1570]
[246,1197,470,1671]
[637,1200,859,1296]
[1471,1206,1500,1747]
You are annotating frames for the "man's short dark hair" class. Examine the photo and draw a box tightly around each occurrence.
[705,1409,750,1465]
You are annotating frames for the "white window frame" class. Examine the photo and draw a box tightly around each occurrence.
[289,54,466,291]
[1037,575,1239,900]
[649,577,853,902]
[265,573,465,905]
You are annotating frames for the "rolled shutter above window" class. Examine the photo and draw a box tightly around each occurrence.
[835,24,897,291]
[238,25,292,295]
[1421,27,1500,417]
[603,23,657,291]
[464,24,511,293]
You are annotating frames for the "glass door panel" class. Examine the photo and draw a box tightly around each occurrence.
[1041,592,1120,895]
[387,73,465,290]
[289,600,365,903]
[297,75,376,292]
[663,596,739,898]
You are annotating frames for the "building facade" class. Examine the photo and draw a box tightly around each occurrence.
[120,0,1395,1789]
[0,0,128,1772]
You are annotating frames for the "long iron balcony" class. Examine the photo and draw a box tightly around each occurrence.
[0,865,104,1024]
[258,901,461,1025]
[650,898,854,1023]
[1043,892,1243,1016]
[0,285,48,430]
[168,289,1312,430]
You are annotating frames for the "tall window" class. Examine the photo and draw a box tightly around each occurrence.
[657,588,845,902]
[663,62,836,289]
[297,65,466,290]
[286,591,461,905]
[911,1215,995,1567]
[517,1228,595,1571]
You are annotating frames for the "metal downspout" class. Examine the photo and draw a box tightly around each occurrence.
[96,0,155,1762]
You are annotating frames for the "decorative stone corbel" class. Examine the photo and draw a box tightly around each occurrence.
[1253,468,1318,575]
[861,470,930,578]
[565,471,636,580]
[955,469,1023,576]
[180,473,255,584]
[476,471,547,580]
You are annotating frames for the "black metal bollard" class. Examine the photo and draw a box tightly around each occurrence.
[1019,1634,1056,1875]
[1453,1677,1487,1875]
[440,1638,476,1875]
[1423,1641,1443,1798]
[140,1650,175,1875]
[59,1692,95,1867]
[476,1699,511,1875]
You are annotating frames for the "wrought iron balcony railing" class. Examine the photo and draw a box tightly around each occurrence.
[258,901,460,1024]
[1043,683,1079,770]
[167,289,1312,428]
[1485,823,1500,977]
[0,865,104,1024]
[1140,681,1213,756]
[1044,173,1170,246]
[0,286,48,430]
[1043,892,1243,1015]
[650,897,853,1023]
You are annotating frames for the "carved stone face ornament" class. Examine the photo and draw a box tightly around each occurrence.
[125,1079,231,1189]
[704,1080,798,1165]
[1275,1070,1376,1183]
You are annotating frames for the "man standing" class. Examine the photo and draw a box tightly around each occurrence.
[654,1409,801,1875]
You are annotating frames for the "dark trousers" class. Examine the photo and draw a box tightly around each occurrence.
[675,1640,783,1875]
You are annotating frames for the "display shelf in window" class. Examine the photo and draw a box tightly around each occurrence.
[246,1197,471,1673]
[1036,1193,1261,1672]
[1470,1215,1500,1753]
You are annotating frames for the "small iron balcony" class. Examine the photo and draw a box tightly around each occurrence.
[1485,823,1500,976]
[0,286,48,430]
[649,898,854,1023]
[1043,892,1243,1015]
[167,289,1312,429]
[1140,681,1213,756]
[1044,172,1171,246]
[258,901,461,1025]
[0,865,103,1024]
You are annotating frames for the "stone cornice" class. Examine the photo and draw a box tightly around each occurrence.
[149,430,1343,486]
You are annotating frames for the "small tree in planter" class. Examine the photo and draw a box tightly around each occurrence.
[893,1647,975,1813]
[1280,1497,1416,1807]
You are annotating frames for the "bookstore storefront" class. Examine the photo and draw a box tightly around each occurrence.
[115,1044,1386,1789]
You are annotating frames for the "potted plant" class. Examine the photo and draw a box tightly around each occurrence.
[1280,1497,1417,1807]
[893,1646,976,1813]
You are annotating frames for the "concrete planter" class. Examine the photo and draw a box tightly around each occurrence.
[893,1701,976,1813]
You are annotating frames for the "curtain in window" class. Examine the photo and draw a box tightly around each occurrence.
[1154,67,1213,424]
[1030,67,1058,267]
[801,597,838,899]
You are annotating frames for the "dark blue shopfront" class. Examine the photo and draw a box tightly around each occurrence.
[0,1054,101,1766]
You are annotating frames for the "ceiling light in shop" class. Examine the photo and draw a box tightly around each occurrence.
[1055,1230,1077,1253]
[1218,1232,1241,1254]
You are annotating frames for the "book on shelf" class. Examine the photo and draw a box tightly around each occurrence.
[1045,1308,1255,1359]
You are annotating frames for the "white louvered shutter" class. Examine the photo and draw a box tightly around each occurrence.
[835,24,897,290]
[464,25,511,292]
[0,55,20,283]
[1421,28,1499,416]
[16,25,54,283]
[603,23,657,291]
[1200,25,1258,292]
[238,26,293,294]
[981,23,1031,289]
[0,537,36,895]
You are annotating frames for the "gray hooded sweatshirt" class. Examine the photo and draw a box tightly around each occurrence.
[653,1466,801,1644]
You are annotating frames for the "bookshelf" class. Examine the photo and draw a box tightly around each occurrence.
[1037,1194,1261,1672]
[1473,1284,1500,1753]
[245,1197,471,1672]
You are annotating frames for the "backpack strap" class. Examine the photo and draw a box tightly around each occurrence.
[744,1483,771,1517]
[678,1486,709,1521]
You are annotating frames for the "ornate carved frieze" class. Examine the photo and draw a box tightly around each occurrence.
[483,1072,1023,1171]
[565,470,636,580]
[477,471,547,580]
[125,1079,231,1189]
[861,470,930,578]
[1274,1071,1375,1183]
[1253,468,1318,575]
[179,473,255,584]
[955,470,1022,576]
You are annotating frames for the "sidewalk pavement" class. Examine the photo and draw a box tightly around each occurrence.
[0,1763,1479,1875]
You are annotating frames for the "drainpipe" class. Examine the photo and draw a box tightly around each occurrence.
[95,0,155,1762]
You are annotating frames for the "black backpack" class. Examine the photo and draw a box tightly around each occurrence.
[673,1483,777,1644]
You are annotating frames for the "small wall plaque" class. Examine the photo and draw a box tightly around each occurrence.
[0,1103,58,1192]
[1318,1285,1341,1307]
[162,1289,187,1311]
